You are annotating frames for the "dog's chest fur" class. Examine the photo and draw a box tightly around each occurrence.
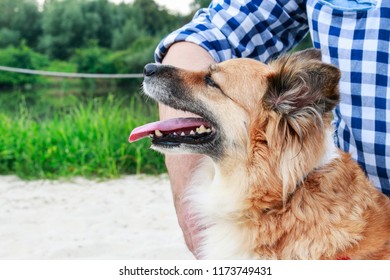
[186,158,259,259]
[185,142,390,260]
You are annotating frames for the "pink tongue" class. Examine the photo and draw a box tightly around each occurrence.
[129,118,210,143]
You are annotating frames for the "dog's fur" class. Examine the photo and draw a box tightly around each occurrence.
[142,49,390,259]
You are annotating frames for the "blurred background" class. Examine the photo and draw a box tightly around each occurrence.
[0,0,212,180]
[0,0,311,180]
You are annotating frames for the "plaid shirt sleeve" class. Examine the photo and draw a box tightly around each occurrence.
[155,0,309,63]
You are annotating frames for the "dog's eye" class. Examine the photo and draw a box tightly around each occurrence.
[205,74,219,88]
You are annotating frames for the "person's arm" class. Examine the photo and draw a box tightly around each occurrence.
[160,42,215,255]
[155,0,309,64]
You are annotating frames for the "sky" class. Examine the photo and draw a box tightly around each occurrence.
[36,0,194,15]
[154,0,193,14]
[110,0,193,14]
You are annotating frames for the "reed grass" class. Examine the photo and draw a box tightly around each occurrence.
[0,94,166,179]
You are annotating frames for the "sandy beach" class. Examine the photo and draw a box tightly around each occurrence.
[0,175,194,260]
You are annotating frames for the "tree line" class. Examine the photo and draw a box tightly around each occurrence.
[0,0,210,86]
[0,0,192,59]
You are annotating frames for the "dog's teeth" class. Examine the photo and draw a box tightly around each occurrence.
[155,130,163,137]
[197,125,207,134]
[190,130,195,135]
[148,134,153,138]
[206,128,211,133]
[173,132,177,136]
[180,132,186,136]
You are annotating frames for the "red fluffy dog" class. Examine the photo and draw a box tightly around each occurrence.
[130,49,390,259]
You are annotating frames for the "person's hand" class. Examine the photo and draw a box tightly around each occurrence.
[160,42,215,257]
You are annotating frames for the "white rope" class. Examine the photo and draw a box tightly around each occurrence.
[0,65,143,79]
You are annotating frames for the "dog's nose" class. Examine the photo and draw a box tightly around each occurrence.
[144,63,157,77]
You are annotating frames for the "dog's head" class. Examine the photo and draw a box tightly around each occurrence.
[130,49,340,184]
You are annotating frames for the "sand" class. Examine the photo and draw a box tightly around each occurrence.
[0,175,194,260]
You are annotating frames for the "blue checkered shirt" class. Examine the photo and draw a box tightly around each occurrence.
[155,0,390,195]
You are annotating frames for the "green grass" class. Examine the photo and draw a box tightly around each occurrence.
[0,94,166,179]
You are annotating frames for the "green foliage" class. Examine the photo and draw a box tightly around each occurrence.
[0,45,49,86]
[36,0,185,59]
[110,36,159,88]
[43,60,77,73]
[83,0,114,48]
[0,94,166,179]
[0,28,21,48]
[132,0,184,36]
[68,37,158,88]
[40,0,90,59]
[0,0,189,62]
[111,19,146,50]
[72,44,116,74]
[0,0,42,48]
[112,36,160,73]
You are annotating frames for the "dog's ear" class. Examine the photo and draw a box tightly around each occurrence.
[264,48,340,117]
